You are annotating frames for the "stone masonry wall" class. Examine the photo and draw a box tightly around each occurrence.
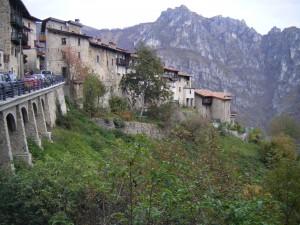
[93,118,164,139]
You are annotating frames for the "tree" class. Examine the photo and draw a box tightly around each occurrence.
[62,47,90,82]
[265,160,300,225]
[83,74,106,117]
[269,114,300,140]
[120,45,171,116]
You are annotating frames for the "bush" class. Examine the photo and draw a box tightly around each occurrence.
[269,114,300,140]
[260,134,297,167]
[109,96,128,113]
[146,103,176,127]
[248,128,263,144]
[113,117,125,129]
[171,115,210,144]
[118,111,133,121]
[83,74,106,117]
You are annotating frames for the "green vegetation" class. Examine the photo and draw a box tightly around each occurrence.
[120,45,170,116]
[83,74,106,117]
[109,96,129,113]
[0,104,300,225]
[269,114,300,140]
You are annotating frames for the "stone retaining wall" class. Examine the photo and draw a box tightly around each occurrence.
[93,118,164,139]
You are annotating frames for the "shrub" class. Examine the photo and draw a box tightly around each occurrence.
[118,111,133,121]
[260,134,297,167]
[113,117,125,129]
[269,114,300,140]
[265,160,300,225]
[109,96,128,113]
[248,128,263,144]
[146,103,177,127]
[171,115,210,144]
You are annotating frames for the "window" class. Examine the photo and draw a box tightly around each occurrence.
[4,54,9,63]
[78,52,81,59]
[15,48,17,57]
[28,22,30,28]
[112,59,114,66]
[78,38,81,46]
[179,87,181,92]
[60,26,63,30]
[97,55,99,63]
[11,47,14,55]
[61,38,66,45]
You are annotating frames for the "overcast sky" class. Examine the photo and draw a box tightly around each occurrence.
[23,0,300,34]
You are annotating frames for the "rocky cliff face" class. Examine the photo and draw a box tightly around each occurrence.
[82,5,300,128]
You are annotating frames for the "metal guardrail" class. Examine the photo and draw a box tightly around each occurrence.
[0,76,64,101]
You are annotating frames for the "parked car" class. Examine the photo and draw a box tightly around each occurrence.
[23,75,39,90]
[6,72,17,82]
[0,73,6,83]
[41,70,53,76]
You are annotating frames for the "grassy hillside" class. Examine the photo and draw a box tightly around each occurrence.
[0,105,282,225]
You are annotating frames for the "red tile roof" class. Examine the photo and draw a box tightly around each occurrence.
[195,89,233,100]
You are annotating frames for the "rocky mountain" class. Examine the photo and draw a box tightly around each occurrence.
[82,5,300,128]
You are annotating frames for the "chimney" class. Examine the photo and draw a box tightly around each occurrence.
[75,19,80,23]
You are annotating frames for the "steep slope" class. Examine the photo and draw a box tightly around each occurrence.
[82,5,300,127]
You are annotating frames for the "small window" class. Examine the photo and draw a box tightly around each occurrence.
[78,52,81,59]
[28,22,30,28]
[97,55,99,63]
[78,38,81,46]
[179,87,181,92]
[112,59,114,66]
[15,48,17,57]
[61,38,66,45]
[4,54,9,63]
[60,26,63,30]
[11,47,14,55]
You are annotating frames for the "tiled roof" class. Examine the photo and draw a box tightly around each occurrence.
[89,39,130,54]
[47,28,91,39]
[195,89,233,100]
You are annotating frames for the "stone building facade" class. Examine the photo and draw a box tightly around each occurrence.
[0,0,39,76]
[163,67,195,107]
[194,89,233,123]
[40,17,131,106]
[23,17,41,72]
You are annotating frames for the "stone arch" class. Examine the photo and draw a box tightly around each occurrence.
[6,113,16,133]
[41,98,45,111]
[21,107,29,124]
[32,102,38,117]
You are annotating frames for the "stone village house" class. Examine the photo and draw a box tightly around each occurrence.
[195,89,234,123]
[163,67,194,107]
[39,17,131,106]
[0,0,40,76]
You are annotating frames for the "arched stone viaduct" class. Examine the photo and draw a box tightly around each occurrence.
[0,83,66,171]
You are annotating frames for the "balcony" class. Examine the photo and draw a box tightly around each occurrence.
[10,13,23,28]
[11,31,28,46]
[116,58,129,67]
